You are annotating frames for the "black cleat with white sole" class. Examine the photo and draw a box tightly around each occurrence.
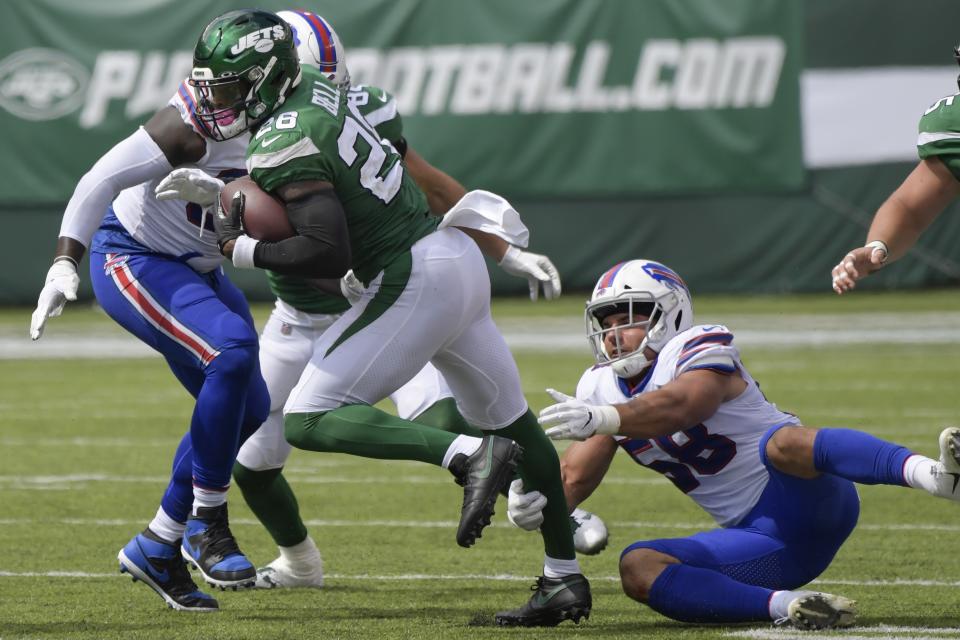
[495,574,592,627]
[453,435,521,548]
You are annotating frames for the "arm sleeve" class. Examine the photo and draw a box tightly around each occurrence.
[58,127,173,247]
[252,188,351,278]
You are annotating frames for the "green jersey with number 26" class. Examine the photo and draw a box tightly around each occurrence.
[263,83,408,314]
[248,66,436,285]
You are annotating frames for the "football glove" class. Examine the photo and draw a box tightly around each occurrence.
[339,269,365,305]
[539,388,621,441]
[570,507,609,556]
[506,479,547,531]
[155,168,225,207]
[498,245,561,301]
[30,259,80,340]
[214,190,246,254]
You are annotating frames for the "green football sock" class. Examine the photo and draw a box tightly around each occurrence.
[412,397,483,437]
[496,410,576,560]
[285,404,457,466]
[232,462,307,548]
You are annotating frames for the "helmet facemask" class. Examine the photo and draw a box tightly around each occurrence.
[586,295,662,379]
[955,44,960,92]
[191,68,261,141]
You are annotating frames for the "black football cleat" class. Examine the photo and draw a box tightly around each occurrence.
[495,574,592,627]
[454,435,522,548]
[181,504,256,589]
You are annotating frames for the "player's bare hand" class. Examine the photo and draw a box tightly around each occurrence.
[831,242,887,295]
[30,259,80,340]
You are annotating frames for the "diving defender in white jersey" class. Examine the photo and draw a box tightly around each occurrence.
[508,259,960,629]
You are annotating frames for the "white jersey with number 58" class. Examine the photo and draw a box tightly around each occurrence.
[575,324,799,527]
[110,80,248,273]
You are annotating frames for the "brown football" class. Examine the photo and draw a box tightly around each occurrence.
[219,176,294,241]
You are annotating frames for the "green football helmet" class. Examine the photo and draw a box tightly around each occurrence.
[190,9,301,140]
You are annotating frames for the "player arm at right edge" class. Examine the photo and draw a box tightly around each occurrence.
[831,156,960,294]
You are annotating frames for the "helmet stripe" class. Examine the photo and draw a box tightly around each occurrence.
[177,82,206,136]
[296,10,337,67]
[598,262,626,289]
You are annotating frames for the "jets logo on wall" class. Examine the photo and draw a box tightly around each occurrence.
[0,48,89,121]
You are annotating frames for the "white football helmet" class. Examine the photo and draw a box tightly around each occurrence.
[586,260,693,379]
[277,9,350,87]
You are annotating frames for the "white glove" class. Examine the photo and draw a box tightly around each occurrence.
[339,269,365,305]
[30,259,80,340]
[498,245,561,301]
[539,388,621,441]
[570,508,609,556]
[506,479,547,531]
[155,168,225,207]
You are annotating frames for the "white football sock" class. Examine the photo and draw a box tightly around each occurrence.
[279,536,322,569]
[543,555,581,578]
[441,435,483,469]
[769,589,812,620]
[902,454,941,495]
[148,506,185,543]
[192,486,227,514]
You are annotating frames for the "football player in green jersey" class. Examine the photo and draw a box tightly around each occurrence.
[188,9,590,625]
[831,46,960,293]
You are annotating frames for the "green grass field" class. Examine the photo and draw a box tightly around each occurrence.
[2,292,960,639]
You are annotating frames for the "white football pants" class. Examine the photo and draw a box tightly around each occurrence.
[236,298,454,471]
[284,227,529,430]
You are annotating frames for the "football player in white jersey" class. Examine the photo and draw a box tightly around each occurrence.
[509,259,960,629]
[153,9,567,593]
[29,55,271,611]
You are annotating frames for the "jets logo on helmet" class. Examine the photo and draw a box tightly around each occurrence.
[277,10,350,87]
[585,259,694,379]
[190,9,301,141]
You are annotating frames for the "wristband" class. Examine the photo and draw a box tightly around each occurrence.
[865,240,889,264]
[53,255,78,268]
[593,404,621,435]
[232,234,259,269]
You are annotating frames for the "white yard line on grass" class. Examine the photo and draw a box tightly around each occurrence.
[0,473,669,487]
[0,516,956,534]
[1,570,960,592]
[727,627,960,640]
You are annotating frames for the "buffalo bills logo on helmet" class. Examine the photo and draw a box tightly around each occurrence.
[641,261,689,294]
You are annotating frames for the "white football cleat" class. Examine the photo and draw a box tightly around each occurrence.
[782,592,856,630]
[930,427,960,500]
[254,555,324,589]
[571,508,608,556]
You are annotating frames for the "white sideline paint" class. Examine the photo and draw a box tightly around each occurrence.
[6,311,960,358]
